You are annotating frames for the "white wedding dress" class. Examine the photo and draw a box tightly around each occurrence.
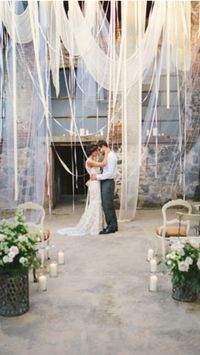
[58,161,104,236]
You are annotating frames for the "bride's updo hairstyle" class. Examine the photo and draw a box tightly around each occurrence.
[86,144,98,157]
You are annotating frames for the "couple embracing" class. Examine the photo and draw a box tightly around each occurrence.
[58,140,118,236]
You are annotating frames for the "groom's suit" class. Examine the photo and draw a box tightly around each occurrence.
[96,151,118,232]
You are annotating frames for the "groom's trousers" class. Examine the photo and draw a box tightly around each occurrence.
[101,179,118,230]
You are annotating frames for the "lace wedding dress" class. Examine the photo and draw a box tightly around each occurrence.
[58,161,104,236]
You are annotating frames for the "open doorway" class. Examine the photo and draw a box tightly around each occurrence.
[53,145,89,206]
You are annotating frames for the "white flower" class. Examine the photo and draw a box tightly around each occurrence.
[171,242,185,253]
[190,240,199,249]
[178,261,189,272]
[8,251,15,259]
[18,235,27,243]
[167,260,172,265]
[9,246,19,255]
[0,234,5,242]
[3,255,9,263]
[179,249,185,256]
[3,255,13,263]
[197,258,200,270]
[185,256,193,266]
[19,257,27,264]
[167,251,176,260]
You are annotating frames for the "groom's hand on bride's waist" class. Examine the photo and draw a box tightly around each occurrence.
[90,174,97,180]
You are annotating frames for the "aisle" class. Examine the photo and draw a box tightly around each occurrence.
[0,207,199,355]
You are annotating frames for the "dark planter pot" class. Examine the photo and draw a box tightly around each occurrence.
[0,269,29,316]
[172,284,198,302]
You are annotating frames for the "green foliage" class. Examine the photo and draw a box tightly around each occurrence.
[166,241,200,293]
[0,210,40,274]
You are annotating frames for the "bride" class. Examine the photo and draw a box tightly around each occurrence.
[58,144,108,236]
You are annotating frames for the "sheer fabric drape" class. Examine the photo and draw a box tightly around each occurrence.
[0,2,49,217]
[0,1,197,220]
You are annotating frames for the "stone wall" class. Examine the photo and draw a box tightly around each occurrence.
[113,137,200,209]
[0,148,34,207]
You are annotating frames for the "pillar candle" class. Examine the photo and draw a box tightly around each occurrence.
[58,250,65,265]
[149,275,158,291]
[40,248,45,268]
[150,258,157,273]
[49,262,58,277]
[38,274,47,291]
[147,248,154,261]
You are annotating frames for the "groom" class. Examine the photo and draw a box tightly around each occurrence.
[91,140,118,234]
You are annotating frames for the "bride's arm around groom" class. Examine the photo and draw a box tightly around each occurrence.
[91,140,118,234]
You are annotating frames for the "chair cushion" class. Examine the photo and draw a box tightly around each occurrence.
[43,229,50,241]
[156,225,187,237]
[30,229,50,242]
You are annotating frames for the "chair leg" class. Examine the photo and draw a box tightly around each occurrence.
[155,238,161,256]
[33,268,38,283]
[46,240,50,260]
[162,234,166,257]
[40,248,45,268]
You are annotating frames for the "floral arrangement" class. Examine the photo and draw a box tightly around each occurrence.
[166,241,200,293]
[0,210,40,274]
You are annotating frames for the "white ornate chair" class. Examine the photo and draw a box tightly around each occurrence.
[17,202,45,235]
[155,199,192,256]
[16,202,50,280]
[175,211,200,245]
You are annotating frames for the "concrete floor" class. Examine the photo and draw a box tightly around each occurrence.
[0,200,200,355]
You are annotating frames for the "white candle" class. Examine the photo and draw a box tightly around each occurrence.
[150,258,157,273]
[86,129,89,135]
[149,275,158,292]
[39,248,45,268]
[49,262,58,277]
[38,274,47,291]
[147,248,154,261]
[58,250,65,265]
[46,245,50,260]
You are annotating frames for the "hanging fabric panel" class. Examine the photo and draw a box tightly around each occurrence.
[119,0,146,221]
[67,0,165,91]
[0,2,49,214]
[0,2,32,44]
